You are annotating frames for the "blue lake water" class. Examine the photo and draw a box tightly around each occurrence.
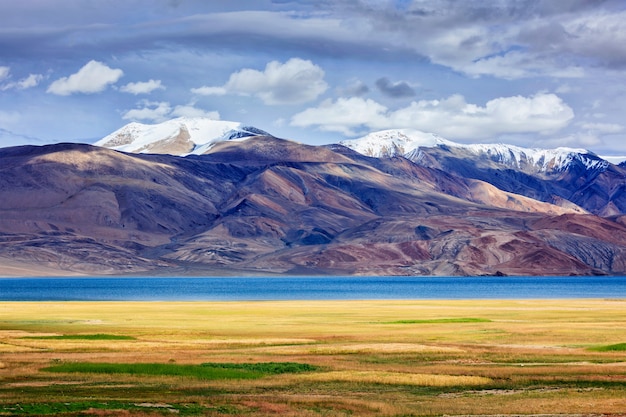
[0,276,625,301]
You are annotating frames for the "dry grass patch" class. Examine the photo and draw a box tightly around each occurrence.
[0,342,39,352]
[310,342,464,354]
[193,337,317,346]
[257,342,463,355]
[298,370,492,387]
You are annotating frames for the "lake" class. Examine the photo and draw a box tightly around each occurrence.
[0,276,625,301]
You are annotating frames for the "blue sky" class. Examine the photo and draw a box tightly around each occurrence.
[1,0,626,156]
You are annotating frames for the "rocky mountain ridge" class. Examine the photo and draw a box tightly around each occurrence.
[1,134,625,277]
[341,129,626,217]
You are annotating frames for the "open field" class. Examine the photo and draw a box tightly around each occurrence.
[1,299,626,416]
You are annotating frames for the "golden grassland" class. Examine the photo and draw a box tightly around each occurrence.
[0,299,625,416]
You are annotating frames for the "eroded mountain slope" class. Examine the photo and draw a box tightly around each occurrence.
[1,138,624,276]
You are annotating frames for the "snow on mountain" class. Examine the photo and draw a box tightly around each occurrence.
[341,129,610,173]
[340,129,452,158]
[95,117,271,156]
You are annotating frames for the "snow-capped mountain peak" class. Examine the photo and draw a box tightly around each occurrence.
[456,142,609,172]
[340,129,609,174]
[95,117,271,156]
[339,129,452,158]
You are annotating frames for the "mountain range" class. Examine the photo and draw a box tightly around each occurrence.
[1,117,625,277]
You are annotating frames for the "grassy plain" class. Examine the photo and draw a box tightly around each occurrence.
[1,299,625,416]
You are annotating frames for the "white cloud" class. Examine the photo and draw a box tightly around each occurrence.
[170,103,220,120]
[291,93,574,140]
[291,97,388,136]
[120,79,165,95]
[0,73,44,91]
[122,100,219,122]
[122,101,171,122]
[16,73,43,89]
[47,60,123,95]
[190,86,227,96]
[192,58,328,105]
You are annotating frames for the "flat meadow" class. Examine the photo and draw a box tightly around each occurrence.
[1,299,625,416]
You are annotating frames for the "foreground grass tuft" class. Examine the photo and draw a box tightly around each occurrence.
[43,361,319,380]
[22,333,136,340]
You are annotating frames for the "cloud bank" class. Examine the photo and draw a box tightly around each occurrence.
[292,93,574,139]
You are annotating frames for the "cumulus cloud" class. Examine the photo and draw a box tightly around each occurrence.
[0,67,9,81]
[122,100,219,122]
[122,101,171,122]
[375,77,415,98]
[291,97,389,136]
[291,93,574,140]
[192,58,328,105]
[47,60,123,95]
[120,79,165,95]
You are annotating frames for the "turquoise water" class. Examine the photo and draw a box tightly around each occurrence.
[0,276,625,301]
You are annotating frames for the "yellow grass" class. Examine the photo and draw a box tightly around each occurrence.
[261,342,464,355]
[1,298,626,416]
[297,370,492,386]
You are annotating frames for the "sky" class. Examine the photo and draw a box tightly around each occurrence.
[1,0,626,157]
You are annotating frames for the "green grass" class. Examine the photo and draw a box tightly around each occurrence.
[382,318,492,324]
[589,342,626,352]
[202,361,320,374]
[43,361,319,380]
[22,333,136,340]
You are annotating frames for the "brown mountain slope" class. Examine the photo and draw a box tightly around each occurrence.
[0,138,624,276]
[412,143,626,216]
